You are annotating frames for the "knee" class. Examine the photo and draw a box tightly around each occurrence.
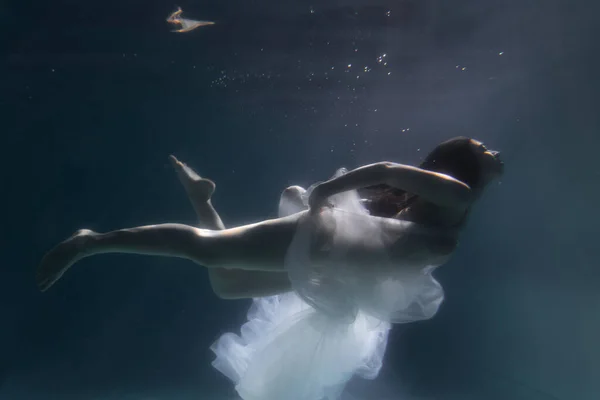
[212,286,238,300]
[169,224,218,265]
[208,269,243,300]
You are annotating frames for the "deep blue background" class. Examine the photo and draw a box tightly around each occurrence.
[2,1,598,399]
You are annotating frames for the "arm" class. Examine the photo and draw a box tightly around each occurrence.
[311,162,472,210]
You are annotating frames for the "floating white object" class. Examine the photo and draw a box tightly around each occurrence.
[166,7,214,33]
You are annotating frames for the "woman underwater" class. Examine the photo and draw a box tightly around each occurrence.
[37,136,504,400]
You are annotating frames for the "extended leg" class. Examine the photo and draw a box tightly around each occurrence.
[170,155,293,299]
[36,214,303,292]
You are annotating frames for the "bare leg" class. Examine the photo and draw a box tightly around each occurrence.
[169,155,225,230]
[36,157,313,293]
[36,214,303,292]
[170,155,294,299]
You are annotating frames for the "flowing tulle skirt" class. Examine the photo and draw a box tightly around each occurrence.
[211,292,391,400]
[210,169,445,400]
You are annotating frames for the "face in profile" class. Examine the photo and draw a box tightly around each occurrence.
[468,139,504,185]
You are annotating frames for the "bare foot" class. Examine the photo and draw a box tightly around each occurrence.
[169,155,216,202]
[36,229,96,292]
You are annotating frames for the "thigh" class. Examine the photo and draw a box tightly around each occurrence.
[198,212,305,271]
[209,268,291,299]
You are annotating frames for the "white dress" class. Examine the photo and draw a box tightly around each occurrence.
[210,169,445,400]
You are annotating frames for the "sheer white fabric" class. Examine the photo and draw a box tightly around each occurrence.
[211,169,445,400]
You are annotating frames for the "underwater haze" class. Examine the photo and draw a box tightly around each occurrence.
[1,0,598,399]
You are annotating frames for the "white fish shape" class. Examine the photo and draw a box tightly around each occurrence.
[167,7,215,33]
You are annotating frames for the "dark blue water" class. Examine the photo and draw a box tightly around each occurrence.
[2,1,598,399]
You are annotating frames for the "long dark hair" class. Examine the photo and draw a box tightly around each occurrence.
[358,137,484,218]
